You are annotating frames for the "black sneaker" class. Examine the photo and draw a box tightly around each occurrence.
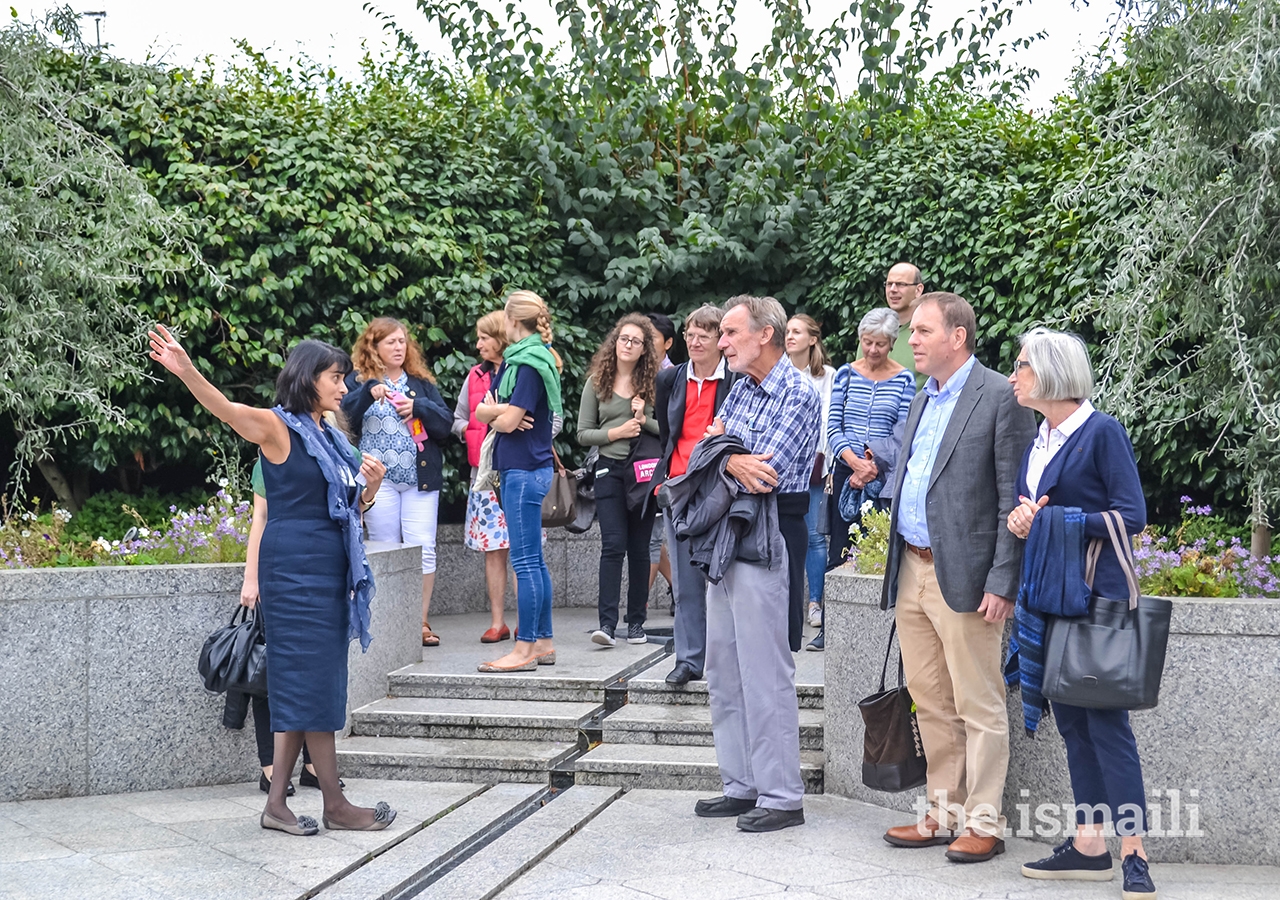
[591,625,616,647]
[626,622,647,644]
[1021,838,1113,881]
[1121,851,1157,899]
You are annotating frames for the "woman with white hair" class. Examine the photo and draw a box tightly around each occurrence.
[817,307,915,649]
[1006,327,1156,900]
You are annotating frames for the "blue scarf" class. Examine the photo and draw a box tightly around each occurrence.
[273,407,376,651]
[1005,505,1088,735]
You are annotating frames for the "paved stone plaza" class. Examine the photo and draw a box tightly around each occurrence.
[2,780,1274,899]
[2,607,1275,899]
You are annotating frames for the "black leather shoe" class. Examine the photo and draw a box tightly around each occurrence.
[694,795,757,818]
[298,768,344,790]
[737,807,805,832]
[666,662,702,685]
[259,772,295,796]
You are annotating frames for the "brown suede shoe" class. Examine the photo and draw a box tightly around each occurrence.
[945,828,1006,863]
[884,815,955,848]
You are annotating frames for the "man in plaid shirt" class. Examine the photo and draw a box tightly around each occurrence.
[692,295,819,834]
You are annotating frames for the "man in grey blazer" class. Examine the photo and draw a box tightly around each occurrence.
[879,293,1036,863]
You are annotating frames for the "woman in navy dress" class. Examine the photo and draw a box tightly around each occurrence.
[149,326,397,837]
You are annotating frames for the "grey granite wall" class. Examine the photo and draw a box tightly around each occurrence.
[430,522,669,616]
[822,569,1280,867]
[0,543,422,803]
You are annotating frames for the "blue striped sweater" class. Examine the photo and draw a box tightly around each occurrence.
[826,365,915,461]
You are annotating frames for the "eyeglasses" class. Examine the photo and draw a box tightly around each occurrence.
[616,335,645,348]
[885,281,921,290]
[1012,359,1033,375]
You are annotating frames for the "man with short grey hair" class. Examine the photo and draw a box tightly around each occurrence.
[690,294,818,833]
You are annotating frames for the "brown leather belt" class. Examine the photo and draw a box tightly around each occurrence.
[905,542,934,563]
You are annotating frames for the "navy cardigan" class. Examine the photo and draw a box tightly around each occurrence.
[341,371,454,492]
[1015,410,1147,601]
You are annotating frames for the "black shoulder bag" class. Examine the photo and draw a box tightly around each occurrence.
[857,620,928,792]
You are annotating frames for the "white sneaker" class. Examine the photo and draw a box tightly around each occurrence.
[808,603,823,628]
[591,627,616,647]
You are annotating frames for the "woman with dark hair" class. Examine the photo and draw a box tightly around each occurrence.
[149,327,396,836]
[342,317,453,647]
[475,291,564,672]
[578,313,662,647]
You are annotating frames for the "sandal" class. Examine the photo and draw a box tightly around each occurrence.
[422,624,440,647]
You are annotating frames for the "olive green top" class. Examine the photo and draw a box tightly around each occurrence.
[576,384,659,460]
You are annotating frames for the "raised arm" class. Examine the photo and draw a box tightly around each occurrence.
[148,326,289,462]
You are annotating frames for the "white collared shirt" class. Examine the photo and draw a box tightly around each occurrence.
[687,356,726,398]
[1025,400,1095,498]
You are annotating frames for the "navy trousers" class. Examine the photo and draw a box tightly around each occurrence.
[1051,701,1148,834]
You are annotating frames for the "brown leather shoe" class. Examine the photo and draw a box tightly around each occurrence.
[884,815,955,848]
[945,828,1006,862]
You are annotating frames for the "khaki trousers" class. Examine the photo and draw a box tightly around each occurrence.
[895,550,1009,836]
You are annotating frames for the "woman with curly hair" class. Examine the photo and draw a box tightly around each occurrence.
[341,317,453,647]
[578,313,662,647]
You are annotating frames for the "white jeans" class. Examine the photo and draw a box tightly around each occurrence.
[364,481,439,574]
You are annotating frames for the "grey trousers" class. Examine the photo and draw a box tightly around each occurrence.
[666,516,707,675]
[705,536,804,810]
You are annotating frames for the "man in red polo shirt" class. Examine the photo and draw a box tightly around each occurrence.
[654,305,739,685]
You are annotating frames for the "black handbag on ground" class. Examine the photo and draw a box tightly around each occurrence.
[1041,510,1173,711]
[858,621,928,792]
[199,605,268,696]
[541,446,578,528]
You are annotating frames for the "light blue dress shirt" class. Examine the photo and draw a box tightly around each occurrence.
[895,354,978,548]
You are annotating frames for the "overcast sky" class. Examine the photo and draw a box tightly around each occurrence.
[48,0,1120,111]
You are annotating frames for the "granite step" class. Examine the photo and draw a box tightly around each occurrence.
[626,669,825,709]
[602,702,824,750]
[386,643,667,703]
[423,784,623,900]
[350,697,603,743]
[572,743,825,794]
[335,735,580,784]
[315,782,548,900]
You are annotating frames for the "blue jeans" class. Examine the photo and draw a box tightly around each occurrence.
[501,467,554,642]
[803,484,828,604]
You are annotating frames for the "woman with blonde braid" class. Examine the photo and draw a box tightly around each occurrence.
[474,292,564,672]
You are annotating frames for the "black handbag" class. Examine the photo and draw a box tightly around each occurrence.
[858,621,928,792]
[1042,510,1173,711]
[816,471,832,536]
[199,606,269,696]
[565,447,599,534]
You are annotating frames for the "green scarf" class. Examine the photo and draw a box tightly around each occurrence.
[497,334,563,416]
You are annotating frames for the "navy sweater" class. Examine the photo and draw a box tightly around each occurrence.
[1015,411,1147,601]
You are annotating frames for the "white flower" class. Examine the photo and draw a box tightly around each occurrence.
[20,530,30,537]
[139,528,151,538]
[111,540,120,547]
[860,499,874,515]
[217,477,230,488]
[93,538,112,553]
[53,509,72,522]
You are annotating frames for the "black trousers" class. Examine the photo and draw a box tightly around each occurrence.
[778,492,809,653]
[253,695,313,768]
[595,467,657,630]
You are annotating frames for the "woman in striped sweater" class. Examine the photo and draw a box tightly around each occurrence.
[826,307,916,569]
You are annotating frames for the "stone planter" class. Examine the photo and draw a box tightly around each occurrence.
[0,543,422,803]
[823,567,1280,867]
